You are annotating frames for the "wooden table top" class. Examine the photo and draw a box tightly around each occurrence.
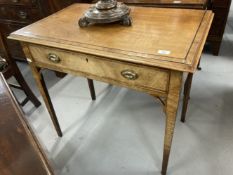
[9,4,213,72]
[0,73,53,175]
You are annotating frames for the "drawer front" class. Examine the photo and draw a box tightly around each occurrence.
[29,45,170,92]
[0,6,41,23]
[0,0,37,6]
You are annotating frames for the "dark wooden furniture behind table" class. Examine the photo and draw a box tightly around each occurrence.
[207,0,232,55]
[0,0,50,61]
[0,0,90,62]
[0,73,53,175]
[0,0,96,105]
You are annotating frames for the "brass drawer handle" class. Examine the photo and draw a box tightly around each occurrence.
[48,53,61,63]
[121,70,138,80]
[18,11,27,19]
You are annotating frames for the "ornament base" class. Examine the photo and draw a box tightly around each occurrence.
[79,2,132,27]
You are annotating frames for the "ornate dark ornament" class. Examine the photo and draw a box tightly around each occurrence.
[79,0,132,27]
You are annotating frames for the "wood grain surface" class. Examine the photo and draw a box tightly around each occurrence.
[29,44,170,94]
[9,3,213,72]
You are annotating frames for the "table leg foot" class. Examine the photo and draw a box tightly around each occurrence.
[87,79,96,100]
[161,170,167,175]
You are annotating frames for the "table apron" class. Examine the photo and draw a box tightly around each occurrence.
[28,44,171,97]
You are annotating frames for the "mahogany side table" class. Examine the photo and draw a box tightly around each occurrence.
[9,4,213,174]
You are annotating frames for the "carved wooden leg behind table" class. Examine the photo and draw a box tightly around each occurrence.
[11,61,41,107]
[162,71,182,175]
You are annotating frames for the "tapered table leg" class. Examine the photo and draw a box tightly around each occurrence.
[22,45,62,137]
[181,73,193,123]
[87,78,96,100]
[161,71,182,175]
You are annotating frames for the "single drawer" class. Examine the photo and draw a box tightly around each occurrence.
[0,0,37,6]
[29,45,170,93]
[0,6,40,23]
